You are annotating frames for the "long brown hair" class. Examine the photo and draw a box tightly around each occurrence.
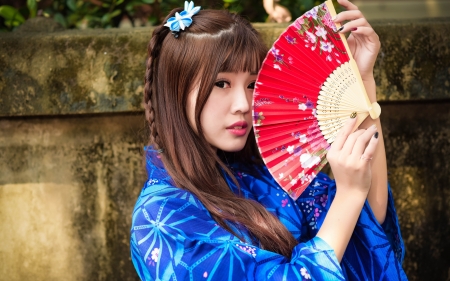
[143,8,298,257]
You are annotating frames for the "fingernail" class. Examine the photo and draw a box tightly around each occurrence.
[351,27,358,31]
[371,124,377,130]
[332,15,337,21]
[350,112,357,119]
[374,132,379,139]
[337,25,344,32]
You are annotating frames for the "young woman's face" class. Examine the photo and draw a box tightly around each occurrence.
[187,71,257,152]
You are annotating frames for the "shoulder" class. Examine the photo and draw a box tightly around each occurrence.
[134,147,207,216]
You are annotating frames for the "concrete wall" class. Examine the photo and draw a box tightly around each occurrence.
[1,17,449,280]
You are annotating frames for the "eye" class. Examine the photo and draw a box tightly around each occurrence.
[215,80,231,89]
[247,81,256,89]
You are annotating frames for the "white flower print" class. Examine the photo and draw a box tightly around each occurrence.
[300,153,321,169]
[298,103,307,111]
[288,56,294,64]
[151,248,159,262]
[279,173,284,180]
[304,7,318,19]
[294,17,305,30]
[287,145,295,154]
[274,64,282,71]
[320,41,334,53]
[315,26,327,40]
[299,134,308,143]
[305,31,317,44]
[290,178,298,185]
[301,267,311,279]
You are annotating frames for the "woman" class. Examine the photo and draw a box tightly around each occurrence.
[130,1,407,280]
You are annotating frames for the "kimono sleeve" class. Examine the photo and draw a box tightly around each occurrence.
[299,175,408,280]
[130,185,346,281]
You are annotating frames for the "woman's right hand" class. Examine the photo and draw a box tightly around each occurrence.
[317,114,379,261]
[326,114,379,198]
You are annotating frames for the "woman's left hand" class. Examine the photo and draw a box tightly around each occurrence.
[334,0,380,81]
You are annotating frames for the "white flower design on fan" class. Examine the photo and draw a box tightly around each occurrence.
[287,145,295,154]
[300,153,321,169]
[315,26,327,40]
[320,41,334,52]
[305,31,317,44]
[298,103,307,111]
[299,134,307,143]
[304,6,318,19]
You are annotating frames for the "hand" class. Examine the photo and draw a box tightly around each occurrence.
[333,0,380,81]
[267,4,292,23]
[326,115,379,197]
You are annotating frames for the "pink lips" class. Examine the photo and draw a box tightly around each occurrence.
[226,121,248,136]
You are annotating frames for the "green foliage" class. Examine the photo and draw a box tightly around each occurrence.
[0,5,26,28]
[0,0,339,31]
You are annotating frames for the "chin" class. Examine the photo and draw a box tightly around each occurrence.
[219,140,247,153]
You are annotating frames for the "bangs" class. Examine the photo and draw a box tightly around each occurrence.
[218,26,267,74]
[219,45,265,74]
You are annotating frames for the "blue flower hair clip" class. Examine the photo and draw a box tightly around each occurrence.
[164,1,201,38]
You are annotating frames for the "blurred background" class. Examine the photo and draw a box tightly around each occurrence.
[1,0,449,31]
[0,0,449,281]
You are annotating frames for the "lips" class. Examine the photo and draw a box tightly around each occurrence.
[226,121,249,137]
[226,121,248,130]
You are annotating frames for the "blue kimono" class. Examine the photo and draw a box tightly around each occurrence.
[130,149,408,280]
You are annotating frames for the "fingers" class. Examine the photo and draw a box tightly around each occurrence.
[330,115,357,151]
[340,129,365,156]
[334,10,367,26]
[359,131,379,164]
[336,0,359,11]
[351,125,378,155]
[333,1,374,36]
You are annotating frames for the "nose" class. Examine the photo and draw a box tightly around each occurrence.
[230,86,251,114]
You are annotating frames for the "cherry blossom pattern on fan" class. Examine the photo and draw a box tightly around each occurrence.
[253,1,352,199]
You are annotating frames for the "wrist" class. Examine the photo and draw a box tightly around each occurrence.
[362,76,377,102]
[334,187,368,204]
[361,75,375,83]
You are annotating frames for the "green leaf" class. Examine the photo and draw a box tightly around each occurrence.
[125,1,142,12]
[0,5,25,21]
[53,12,67,28]
[27,0,37,18]
[66,0,77,11]
[141,0,155,3]
[101,13,111,24]
[0,5,26,23]
[110,9,121,18]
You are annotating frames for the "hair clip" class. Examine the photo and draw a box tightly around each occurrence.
[164,1,201,38]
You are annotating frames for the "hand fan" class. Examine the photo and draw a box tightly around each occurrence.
[253,0,380,200]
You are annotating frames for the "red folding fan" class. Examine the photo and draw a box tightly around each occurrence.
[253,0,381,199]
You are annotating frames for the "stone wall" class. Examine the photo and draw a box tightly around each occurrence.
[1,18,449,280]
